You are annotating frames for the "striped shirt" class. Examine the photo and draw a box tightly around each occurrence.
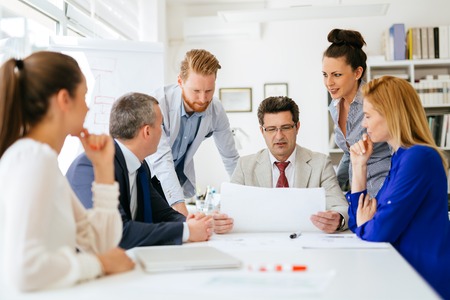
[328,81,392,197]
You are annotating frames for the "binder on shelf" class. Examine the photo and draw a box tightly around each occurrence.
[389,24,406,60]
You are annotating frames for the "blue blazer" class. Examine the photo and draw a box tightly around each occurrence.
[66,142,186,249]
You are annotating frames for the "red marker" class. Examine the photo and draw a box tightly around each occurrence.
[248,264,307,272]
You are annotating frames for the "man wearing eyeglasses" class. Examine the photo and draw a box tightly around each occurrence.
[230,96,349,233]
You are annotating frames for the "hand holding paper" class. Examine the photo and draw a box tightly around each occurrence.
[220,182,325,233]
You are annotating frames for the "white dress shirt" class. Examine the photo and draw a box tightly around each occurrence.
[116,141,141,220]
[0,139,121,291]
[268,148,297,188]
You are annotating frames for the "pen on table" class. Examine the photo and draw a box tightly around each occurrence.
[248,264,307,272]
[290,231,302,239]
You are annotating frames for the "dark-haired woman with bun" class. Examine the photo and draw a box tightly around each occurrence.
[322,29,391,231]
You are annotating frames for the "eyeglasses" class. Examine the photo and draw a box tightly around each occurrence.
[261,124,297,134]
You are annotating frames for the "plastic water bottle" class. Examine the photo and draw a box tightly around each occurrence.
[203,186,215,215]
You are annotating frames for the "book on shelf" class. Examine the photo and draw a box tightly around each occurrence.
[434,27,440,59]
[440,114,449,148]
[373,73,409,80]
[446,116,450,149]
[405,25,450,59]
[420,27,429,59]
[427,114,450,148]
[434,115,443,146]
[428,27,435,59]
[414,74,450,106]
[407,28,422,60]
[439,25,449,59]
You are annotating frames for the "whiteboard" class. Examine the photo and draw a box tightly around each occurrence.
[48,36,164,174]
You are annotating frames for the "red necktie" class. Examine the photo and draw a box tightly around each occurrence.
[275,161,290,188]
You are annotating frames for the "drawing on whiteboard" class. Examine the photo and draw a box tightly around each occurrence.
[85,56,118,134]
[47,37,164,174]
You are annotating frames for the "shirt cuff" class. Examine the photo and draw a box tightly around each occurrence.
[346,189,367,204]
[91,182,120,209]
[346,189,367,221]
[182,222,189,242]
[171,199,186,206]
[75,251,104,282]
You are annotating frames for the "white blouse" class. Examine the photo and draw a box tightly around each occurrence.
[0,139,121,291]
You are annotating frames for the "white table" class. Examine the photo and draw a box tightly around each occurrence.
[1,232,440,300]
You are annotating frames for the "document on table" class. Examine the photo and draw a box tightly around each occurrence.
[204,270,336,297]
[220,182,326,233]
[298,233,390,249]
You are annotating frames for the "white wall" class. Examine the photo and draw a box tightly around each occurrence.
[164,0,450,193]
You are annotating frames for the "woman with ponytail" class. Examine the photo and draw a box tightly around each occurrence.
[0,51,134,292]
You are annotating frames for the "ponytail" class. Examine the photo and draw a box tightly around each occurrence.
[0,58,25,157]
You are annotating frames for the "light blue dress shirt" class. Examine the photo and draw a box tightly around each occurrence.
[147,84,239,205]
[172,103,203,186]
[328,81,391,197]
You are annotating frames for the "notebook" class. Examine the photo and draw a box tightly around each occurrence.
[134,245,242,273]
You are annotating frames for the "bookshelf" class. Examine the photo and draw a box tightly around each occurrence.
[366,58,450,86]
[367,58,450,150]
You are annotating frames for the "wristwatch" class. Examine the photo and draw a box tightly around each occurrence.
[337,214,346,231]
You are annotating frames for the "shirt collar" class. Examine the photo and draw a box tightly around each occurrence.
[268,147,297,166]
[115,139,141,174]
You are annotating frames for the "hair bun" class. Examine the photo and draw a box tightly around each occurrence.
[327,28,366,49]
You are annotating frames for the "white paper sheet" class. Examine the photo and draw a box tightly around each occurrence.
[220,182,326,233]
[203,270,336,297]
[297,233,391,249]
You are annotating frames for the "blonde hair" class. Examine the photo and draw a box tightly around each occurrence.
[179,49,221,81]
[363,76,448,170]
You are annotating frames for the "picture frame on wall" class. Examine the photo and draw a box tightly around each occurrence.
[264,83,288,98]
[219,88,252,112]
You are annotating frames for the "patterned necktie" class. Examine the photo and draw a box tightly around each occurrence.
[275,161,290,188]
[137,163,153,223]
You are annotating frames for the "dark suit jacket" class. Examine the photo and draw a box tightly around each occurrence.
[66,142,186,249]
